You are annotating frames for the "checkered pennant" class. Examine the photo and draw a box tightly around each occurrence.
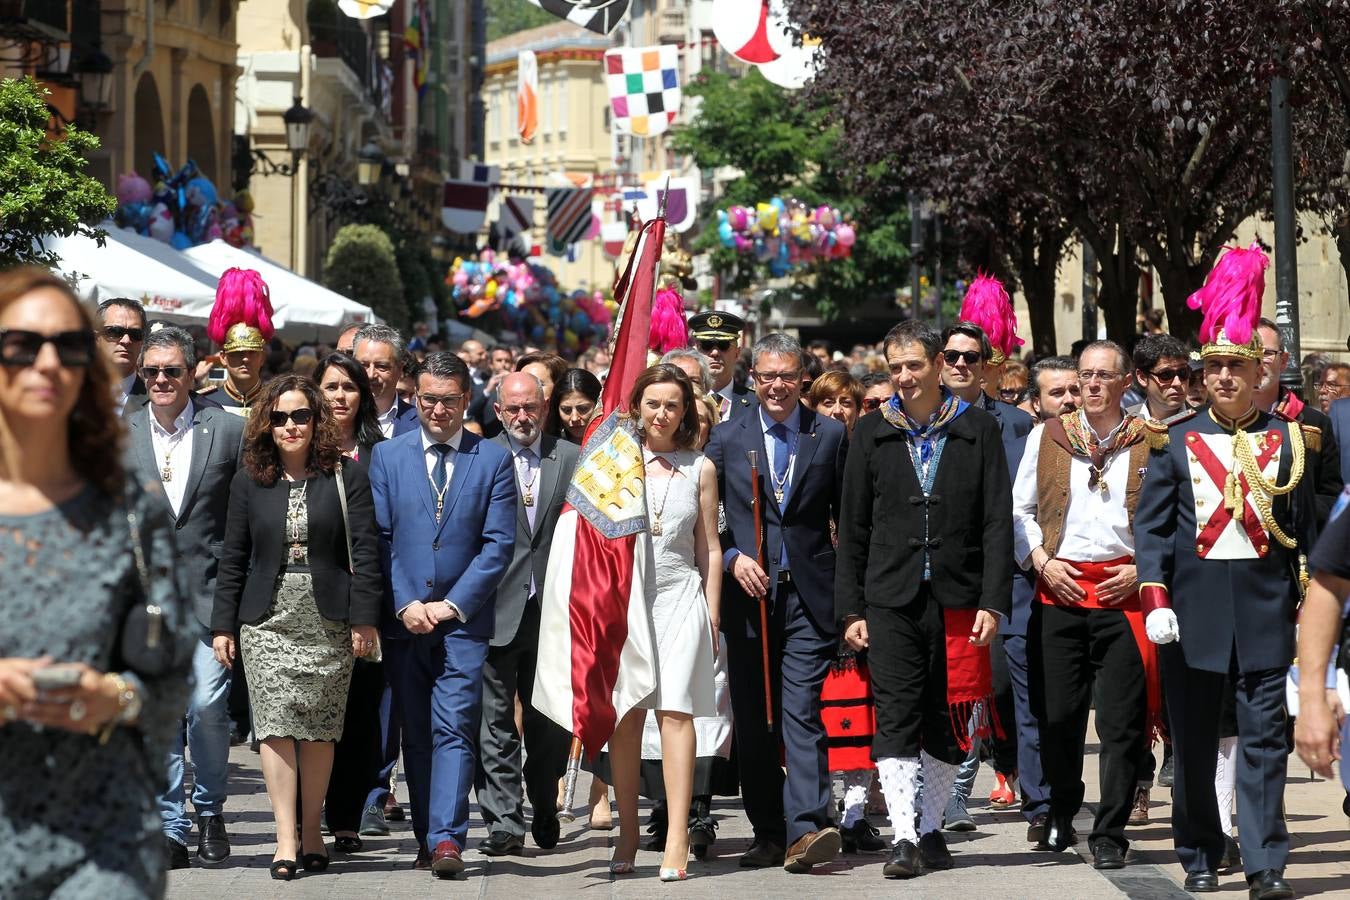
[605,45,681,138]
[526,0,629,35]
[546,187,593,247]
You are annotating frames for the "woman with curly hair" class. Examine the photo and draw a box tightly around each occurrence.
[211,375,383,879]
[0,267,194,898]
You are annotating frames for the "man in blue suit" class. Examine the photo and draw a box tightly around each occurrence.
[706,332,849,874]
[355,324,421,439]
[1330,396,1350,484]
[369,352,516,878]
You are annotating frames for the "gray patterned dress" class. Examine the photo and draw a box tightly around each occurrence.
[0,483,193,899]
[239,479,353,741]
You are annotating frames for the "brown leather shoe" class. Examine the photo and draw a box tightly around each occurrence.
[431,840,464,878]
[1128,786,1150,826]
[412,847,432,870]
[784,827,842,873]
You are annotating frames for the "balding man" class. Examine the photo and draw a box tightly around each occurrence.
[475,373,579,856]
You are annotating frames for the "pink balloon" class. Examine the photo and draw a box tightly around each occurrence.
[836,223,856,247]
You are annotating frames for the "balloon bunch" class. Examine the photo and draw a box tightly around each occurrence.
[112,154,256,250]
[716,197,857,276]
[448,249,540,319]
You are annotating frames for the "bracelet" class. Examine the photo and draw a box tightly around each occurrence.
[97,674,142,744]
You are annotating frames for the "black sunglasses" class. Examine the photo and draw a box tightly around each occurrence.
[861,397,884,411]
[268,408,315,428]
[942,349,983,366]
[1149,367,1190,384]
[100,325,145,343]
[696,339,733,353]
[0,329,95,368]
[140,365,186,381]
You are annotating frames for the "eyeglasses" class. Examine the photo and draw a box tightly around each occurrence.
[139,365,187,381]
[0,329,95,368]
[268,408,315,427]
[1315,381,1346,392]
[861,397,884,411]
[751,369,802,385]
[1148,367,1190,384]
[418,392,465,410]
[1261,348,1282,360]
[1077,370,1122,383]
[942,349,982,366]
[500,403,541,417]
[99,325,144,343]
[696,339,733,353]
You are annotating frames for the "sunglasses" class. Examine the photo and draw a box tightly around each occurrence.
[140,365,186,381]
[942,349,982,366]
[861,397,884,411]
[100,325,145,343]
[268,408,315,427]
[0,329,95,368]
[696,339,733,353]
[1149,367,1190,384]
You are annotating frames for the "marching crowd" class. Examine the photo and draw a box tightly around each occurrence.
[2,249,1350,899]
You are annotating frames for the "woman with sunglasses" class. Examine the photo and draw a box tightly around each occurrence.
[211,376,383,880]
[0,267,194,898]
[859,372,894,416]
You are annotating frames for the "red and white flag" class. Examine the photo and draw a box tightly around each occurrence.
[532,213,667,758]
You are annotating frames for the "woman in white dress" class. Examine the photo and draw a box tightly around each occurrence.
[609,364,721,881]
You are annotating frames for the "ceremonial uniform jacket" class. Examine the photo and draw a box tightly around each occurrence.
[1135,407,1318,674]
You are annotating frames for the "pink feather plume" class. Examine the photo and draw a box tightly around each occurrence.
[649,288,688,354]
[208,267,275,345]
[1186,243,1268,347]
[959,273,1024,358]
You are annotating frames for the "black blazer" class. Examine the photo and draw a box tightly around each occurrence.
[835,404,1013,621]
[211,463,383,632]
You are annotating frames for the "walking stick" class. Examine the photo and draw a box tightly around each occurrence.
[746,450,775,733]
[560,735,583,822]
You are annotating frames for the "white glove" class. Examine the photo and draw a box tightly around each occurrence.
[1145,608,1180,644]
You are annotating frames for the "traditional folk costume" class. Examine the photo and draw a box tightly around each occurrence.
[203,267,274,417]
[1012,409,1164,856]
[835,389,1013,876]
[1135,245,1316,896]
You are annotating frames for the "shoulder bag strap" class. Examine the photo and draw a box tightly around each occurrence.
[335,461,354,573]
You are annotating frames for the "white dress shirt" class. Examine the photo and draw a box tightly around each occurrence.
[1012,413,1136,568]
[377,401,399,439]
[420,427,466,620]
[114,373,136,416]
[150,404,195,517]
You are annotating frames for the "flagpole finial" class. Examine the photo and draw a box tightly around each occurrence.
[657,175,670,220]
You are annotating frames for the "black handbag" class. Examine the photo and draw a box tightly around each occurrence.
[118,496,177,677]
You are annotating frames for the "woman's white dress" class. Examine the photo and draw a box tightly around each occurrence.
[637,448,717,719]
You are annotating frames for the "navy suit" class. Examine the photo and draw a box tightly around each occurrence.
[1331,396,1350,484]
[705,405,847,847]
[392,398,421,436]
[369,426,516,853]
[1135,408,1316,878]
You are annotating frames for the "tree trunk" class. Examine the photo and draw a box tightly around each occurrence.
[1333,215,1350,318]
[1014,222,1066,357]
[1080,219,1138,345]
[1154,262,1207,344]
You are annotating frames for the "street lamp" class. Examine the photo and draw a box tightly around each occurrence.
[357,141,384,186]
[282,96,315,158]
[77,48,113,112]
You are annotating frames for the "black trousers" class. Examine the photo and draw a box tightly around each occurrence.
[1161,647,1289,877]
[1030,603,1146,850]
[473,600,569,838]
[326,659,388,833]
[988,632,1019,774]
[867,586,966,765]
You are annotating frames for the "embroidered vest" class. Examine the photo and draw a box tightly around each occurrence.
[1035,419,1150,557]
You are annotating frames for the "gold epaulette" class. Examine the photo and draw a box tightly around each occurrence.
[1300,422,1322,453]
[196,385,217,395]
[1143,418,1171,450]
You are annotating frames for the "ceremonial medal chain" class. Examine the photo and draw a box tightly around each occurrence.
[517,453,538,507]
[770,432,798,504]
[430,474,449,522]
[1232,425,1304,550]
[158,423,188,482]
[646,451,677,536]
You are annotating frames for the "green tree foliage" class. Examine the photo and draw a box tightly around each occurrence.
[484,0,556,41]
[670,68,911,319]
[0,77,115,269]
[323,224,407,331]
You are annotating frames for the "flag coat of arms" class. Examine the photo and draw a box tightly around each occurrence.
[517,50,539,143]
[441,162,497,235]
[526,0,629,35]
[533,214,667,758]
[605,45,681,138]
[634,175,698,233]
[496,195,535,239]
[546,186,594,247]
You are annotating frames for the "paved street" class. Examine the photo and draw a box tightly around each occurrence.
[167,716,1350,898]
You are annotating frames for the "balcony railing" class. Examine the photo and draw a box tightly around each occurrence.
[0,0,69,44]
[307,0,387,119]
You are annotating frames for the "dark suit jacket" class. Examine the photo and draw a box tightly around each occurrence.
[719,380,758,422]
[835,404,1013,621]
[977,394,1036,636]
[125,400,245,629]
[488,434,579,647]
[1332,397,1350,484]
[368,427,517,641]
[211,464,384,632]
[123,376,148,414]
[1296,402,1345,525]
[392,398,420,436]
[705,405,848,637]
[1135,409,1316,674]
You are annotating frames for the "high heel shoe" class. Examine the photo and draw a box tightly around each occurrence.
[269,859,297,881]
[301,851,330,872]
[659,867,687,881]
[609,856,636,875]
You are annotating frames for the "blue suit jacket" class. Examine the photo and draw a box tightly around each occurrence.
[392,398,420,436]
[705,404,848,637]
[368,427,517,641]
[1332,397,1350,485]
[977,395,1036,636]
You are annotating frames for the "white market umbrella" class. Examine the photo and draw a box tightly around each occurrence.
[182,240,380,342]
[42,225,221,322]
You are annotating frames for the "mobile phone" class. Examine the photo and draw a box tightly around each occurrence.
[31,664,83,691]
[208,367,227,383]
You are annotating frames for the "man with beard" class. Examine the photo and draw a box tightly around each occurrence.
[690,311,756,422]
[1028,357,1081,422]
[475,373,578,856]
